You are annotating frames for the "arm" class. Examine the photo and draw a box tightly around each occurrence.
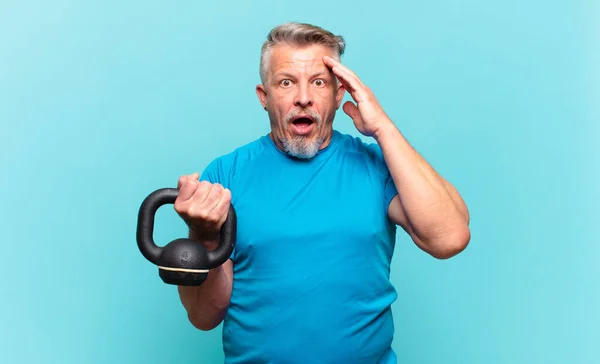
[174,173,235,330]
[374,124,470,259]
[322,55,470,259]
[177,230,233,331]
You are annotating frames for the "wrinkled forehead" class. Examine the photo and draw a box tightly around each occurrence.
[268,44,334,75]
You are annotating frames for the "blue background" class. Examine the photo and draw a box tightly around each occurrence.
[1,0,598,363]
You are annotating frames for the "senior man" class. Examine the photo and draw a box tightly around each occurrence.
[174,22,470,364]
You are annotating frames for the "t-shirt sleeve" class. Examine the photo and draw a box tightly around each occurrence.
[365,142,398,214]
[198,158,236,263]
[383,170,398,210]
[199,158,219,184]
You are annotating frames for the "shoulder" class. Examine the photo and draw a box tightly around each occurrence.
[200,135,269,185]
[333,131,398,212]
[334,131,387,168]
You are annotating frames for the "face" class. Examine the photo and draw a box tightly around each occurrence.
[256,43,345,159]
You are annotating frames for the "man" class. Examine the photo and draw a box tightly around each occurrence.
[174,22,470,363]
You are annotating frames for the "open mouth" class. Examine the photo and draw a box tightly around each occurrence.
[290,116,315,135]
[291,116,315,127]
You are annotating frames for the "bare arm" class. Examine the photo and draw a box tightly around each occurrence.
[322,55,470,259]
[177,231,233,331]
[174,173,235,331]
[376,124,470,259]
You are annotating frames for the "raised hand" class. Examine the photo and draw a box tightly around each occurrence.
[323,55,393,138]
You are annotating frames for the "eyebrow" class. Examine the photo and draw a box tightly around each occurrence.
[273,70,332,80]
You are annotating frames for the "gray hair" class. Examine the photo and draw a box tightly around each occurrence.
[259,22,346,84]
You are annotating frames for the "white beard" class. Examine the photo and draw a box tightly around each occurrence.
[282,108,323,159]
[281,134,325,159]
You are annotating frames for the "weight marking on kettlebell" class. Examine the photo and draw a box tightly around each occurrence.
[180,250,189,267]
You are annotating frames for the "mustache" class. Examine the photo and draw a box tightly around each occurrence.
[284,109,322,125]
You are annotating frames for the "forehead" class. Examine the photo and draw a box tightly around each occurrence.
[268,43,334,73]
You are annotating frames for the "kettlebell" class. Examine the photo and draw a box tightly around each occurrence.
[136,187,236,286]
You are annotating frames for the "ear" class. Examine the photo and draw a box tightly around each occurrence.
[335,82,346,110]
[256,84,268,110]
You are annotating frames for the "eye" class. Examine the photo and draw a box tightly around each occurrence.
[313,78,327,87]
[279,79,292,87]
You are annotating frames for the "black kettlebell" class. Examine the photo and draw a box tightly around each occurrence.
[136,188,236,286]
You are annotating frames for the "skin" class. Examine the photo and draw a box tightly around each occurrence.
[255,43,346,158]
[176,41,472,332]
[257,43,470,258]
[320,54,471,259]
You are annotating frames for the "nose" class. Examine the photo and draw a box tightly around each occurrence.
[294,83,313,108]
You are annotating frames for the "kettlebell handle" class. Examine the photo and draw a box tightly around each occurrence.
[136,188,237,269]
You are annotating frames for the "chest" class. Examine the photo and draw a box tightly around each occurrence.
[228,165,392,269]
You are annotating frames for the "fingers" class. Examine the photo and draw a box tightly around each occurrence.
[176,180,211,212]
[323,55,345,73]
[323,56,360,83]
[177,172,199,189]
[200,183,225,213]
[186,184,230,229]
[174,173,232,232]
[213,187,232,227]
[176,173,201,202]
[323,56,367,102]
[342,101,362,122]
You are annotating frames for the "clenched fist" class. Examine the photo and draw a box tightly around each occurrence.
[174,173,232,241]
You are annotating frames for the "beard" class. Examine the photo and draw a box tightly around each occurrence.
[281,109,325,159]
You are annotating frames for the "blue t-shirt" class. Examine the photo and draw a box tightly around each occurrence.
[200,129,399,363]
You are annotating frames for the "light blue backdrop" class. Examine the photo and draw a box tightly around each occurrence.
[1,0,598,363]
